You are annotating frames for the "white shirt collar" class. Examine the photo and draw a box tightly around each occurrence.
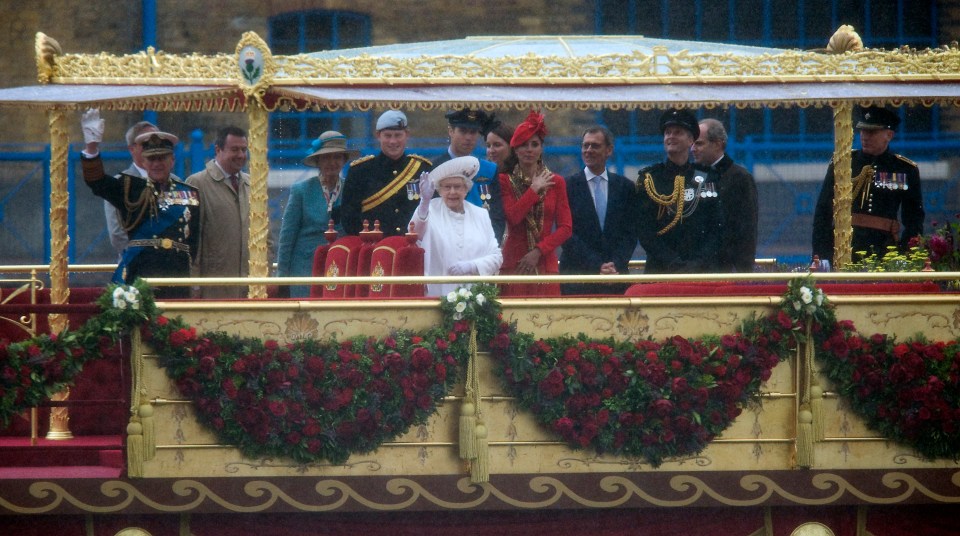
[584,166,608,181]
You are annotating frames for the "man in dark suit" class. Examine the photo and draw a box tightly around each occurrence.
[560,126,638,295]
[692,118,759,273]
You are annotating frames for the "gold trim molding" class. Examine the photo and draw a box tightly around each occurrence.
[36,32,960,88]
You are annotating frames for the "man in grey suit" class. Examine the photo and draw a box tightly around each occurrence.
[560,126,638,295]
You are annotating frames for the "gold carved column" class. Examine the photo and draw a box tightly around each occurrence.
[47,107,70,332]
[830,103,854,269]
[236,32,275,299]
[246,101,269,298]
[46,107,73,440]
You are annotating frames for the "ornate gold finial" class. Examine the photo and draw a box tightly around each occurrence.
[826,25,864,54]
[235,31,275,105]
[35,32,62,83]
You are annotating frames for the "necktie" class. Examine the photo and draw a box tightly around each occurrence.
[591,176,607,230]
[229,174,239,192]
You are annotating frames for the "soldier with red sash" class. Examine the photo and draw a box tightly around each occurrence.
[79,109,199,299]
[340,110,432,236]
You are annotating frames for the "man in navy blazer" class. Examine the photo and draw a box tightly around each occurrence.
[560,126,638,295]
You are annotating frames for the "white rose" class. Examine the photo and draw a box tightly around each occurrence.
[114,298,127,310]
[125,290,138,304]
[455,301,467,313]
[800,287,813,304]
[113,287,125,299]
[793,301,802,311]
[475,294,485,305]
[446,292,457,303]
[458,288,470,298]
[814,289,824,306]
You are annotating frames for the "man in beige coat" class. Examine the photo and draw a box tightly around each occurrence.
[186,126,250,299]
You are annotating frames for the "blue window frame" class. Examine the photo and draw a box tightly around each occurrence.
[268,11,372,149]
[595,0,939,141]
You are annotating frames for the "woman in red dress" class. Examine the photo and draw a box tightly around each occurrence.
[498,110,572,297]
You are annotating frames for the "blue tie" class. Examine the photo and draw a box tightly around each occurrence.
[591,176,607,230]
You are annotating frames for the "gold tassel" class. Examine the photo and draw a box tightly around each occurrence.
[127,421,144,478]
[810,385,825,442]
[140,404,156,460]
[796,407,814,468]
[459,401,477,460]
[460,322,482,461]
[471,422,489,483]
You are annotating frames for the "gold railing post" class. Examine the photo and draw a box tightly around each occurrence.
[831,102,854,269]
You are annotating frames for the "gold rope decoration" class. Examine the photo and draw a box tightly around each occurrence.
[831,103,855,268]
[642,172,687,235]
[246,101,269,298]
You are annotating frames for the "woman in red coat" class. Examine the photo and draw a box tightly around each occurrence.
[498,110,573,297]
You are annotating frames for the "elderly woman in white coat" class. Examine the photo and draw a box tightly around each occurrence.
[409,156,502,297]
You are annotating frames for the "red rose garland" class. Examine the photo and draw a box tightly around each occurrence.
[148,316,470,465]
[4,278,959,468]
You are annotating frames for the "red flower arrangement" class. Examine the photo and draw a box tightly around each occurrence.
[147,315,471,465]
[0,280,155,427]
[489,311,794,467]
[817,321,960,460]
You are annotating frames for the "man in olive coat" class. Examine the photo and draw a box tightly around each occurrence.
[186,126,251,299]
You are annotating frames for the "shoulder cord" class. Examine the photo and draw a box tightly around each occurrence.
[851,164,876,208]
[120,178,159,232]
[642,172,687,236]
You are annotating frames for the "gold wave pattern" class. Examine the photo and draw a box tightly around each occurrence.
[3,473,959,515]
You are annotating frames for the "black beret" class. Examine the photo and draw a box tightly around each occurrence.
[659,108,699,140]
[445,108,489,130]
[856,106,900,130]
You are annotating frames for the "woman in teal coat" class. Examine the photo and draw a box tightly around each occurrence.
[276,131,358,297]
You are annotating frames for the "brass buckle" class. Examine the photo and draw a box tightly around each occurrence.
[160,238,173,249]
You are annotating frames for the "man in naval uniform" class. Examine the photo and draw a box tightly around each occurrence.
[340,110,432,236]
[812,106,924,267]
[636,108,721,274]
[434,108,505,244]
[79,109,200,299]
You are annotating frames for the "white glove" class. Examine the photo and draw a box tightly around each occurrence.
[81,109,104,145]
[416,171,434,219]
[418,171,435,202]
[448,261,478,276]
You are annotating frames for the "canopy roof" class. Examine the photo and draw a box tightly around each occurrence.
[1,29,958,111]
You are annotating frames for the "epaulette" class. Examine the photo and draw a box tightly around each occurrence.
[409,154,432,166]
[638,163,659,176]
[894,153,918,167]
[171,178,198,190]
[349,155,375,167]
